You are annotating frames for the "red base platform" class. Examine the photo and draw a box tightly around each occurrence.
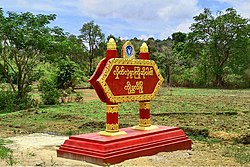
[57,126,192,165]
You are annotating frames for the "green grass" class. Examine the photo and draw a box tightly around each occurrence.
[0,87,250,164]
[0,87,249,136]
[0,138,16,166]
[0,145,12,161]
[0,138,12,160]
[223,144,250,164]
[0,87,249,135]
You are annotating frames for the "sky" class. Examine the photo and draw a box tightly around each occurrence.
[0,0,249,40]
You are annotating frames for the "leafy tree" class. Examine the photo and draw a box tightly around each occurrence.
[172,32,186,44]
[39,76,60,105]
[0,10,61,102]
[189,8,250,86]
[55,34,88,69]
[153,46,174,85]
[147,37,157,53]
[115,37,123,57]
[79,21,105,75]
[107,34,116,41]
[56,58,83,90]
[172,32,193,68]
[150,38,175,85]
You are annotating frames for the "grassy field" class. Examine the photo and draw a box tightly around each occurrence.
[0,87,250,165]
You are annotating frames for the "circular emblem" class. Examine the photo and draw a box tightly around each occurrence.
[125,45,134,58]
[122,41,135,59]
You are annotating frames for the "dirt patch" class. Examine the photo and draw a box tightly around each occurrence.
[76,89,98,101]
[0,133,241,166]
[209,131,240,141]
[78,121,105,129]
[181,126,209,137]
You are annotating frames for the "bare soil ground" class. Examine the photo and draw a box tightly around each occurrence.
[0,133,240,166]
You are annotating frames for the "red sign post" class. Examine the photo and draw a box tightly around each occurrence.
[57,38,192,165]
[89,39,164,136]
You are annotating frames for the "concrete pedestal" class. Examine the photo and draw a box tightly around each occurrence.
[57,126,192,166]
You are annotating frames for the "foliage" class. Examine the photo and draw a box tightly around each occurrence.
[0,10,59,102]
[0,7,249,104]
[223,144,250,164]
[0,85,31,112]
[79,20,105,75]
[188,8,250,87]
[0,86,16,113]
[46,33,89,70]
[144,37,175,85]
[56,58,83,90]
[0,138,16,166]
[172,32,186,44]
[39,76,60,105]
[66,35,88,69]
[0,144,11,159]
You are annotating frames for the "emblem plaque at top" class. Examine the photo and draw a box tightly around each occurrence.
[89,38,164,136]
[122,41,135,59]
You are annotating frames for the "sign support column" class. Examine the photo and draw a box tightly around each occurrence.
[99,103,126,136]
[98,38,126,136]
[132,43,158,131]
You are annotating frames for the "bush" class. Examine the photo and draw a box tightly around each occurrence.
[0,85,33,113]
[0,86,16,113]
[56,59,83,90]
[39,77,60,105]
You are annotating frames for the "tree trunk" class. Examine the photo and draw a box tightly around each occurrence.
[215,74,224,87]
[89,57,93,75]
[17,71,24,100]
[165,66,171,86]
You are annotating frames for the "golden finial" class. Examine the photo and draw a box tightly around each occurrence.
[140,42,148,53]
[107,38,116,50]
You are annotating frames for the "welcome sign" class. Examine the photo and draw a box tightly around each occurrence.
[57,38,192,166]
[97,58,163,103]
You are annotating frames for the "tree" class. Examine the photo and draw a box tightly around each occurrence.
[56,58,83,90]
[155,46,174,85]
[189,8,250,86]
[79,21,105,75]
[172,32,186,44]
[54,34,88,69]
[0,10,59,101]
[150,38,175,85]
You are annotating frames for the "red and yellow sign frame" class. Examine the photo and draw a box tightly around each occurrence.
[88,38,164,136]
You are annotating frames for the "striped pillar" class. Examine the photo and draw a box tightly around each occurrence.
[139,101,151,127]
[106,104,119,132]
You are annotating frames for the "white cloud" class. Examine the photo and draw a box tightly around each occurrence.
[176,20,193,33]
[76,0,201,22]
[77,0,160,21]
[157,0,200,21]
[217,0,250,18]
[1,0,248,39]
[75,0,201,39]
[139,35,155,41]
[0,0,202,39]
[120,36,129,41]
[159,25,176,39]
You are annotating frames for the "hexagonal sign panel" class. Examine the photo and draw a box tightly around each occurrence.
[97,58,164,103]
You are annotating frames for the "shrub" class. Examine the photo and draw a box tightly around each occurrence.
[56,59,83,90]
[0,86,16,113]
[0,85,33,113]
[39,77,60,105]
[16,94,33,111]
